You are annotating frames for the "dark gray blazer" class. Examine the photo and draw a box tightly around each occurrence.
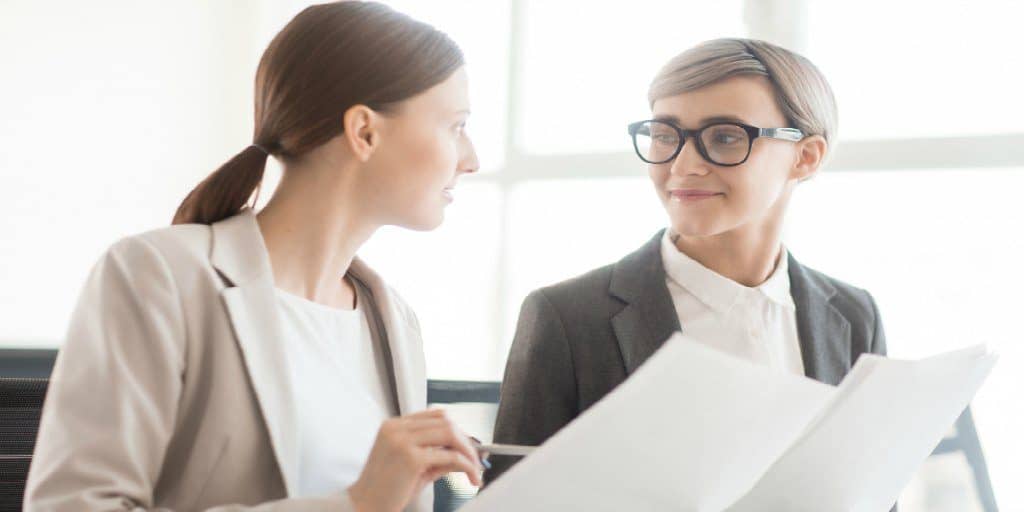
[484,229,889,487]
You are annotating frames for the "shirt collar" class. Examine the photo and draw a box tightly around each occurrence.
[659,229,794,313]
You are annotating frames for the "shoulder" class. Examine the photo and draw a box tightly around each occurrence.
[527,230,666,316]
[531,263,617,311]
[98,223,215,283]
[796,260,879,321]
[521,261,633,334]
[133,223,213,264]
[384,282,419,324]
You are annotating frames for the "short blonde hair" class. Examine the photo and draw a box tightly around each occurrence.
[648,38,838,144]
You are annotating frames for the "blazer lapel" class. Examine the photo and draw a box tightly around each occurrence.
[348,261,425,416]
[210,211,300,497]
[209,210,426,499]
[609,230,682,375]
[788,253,852,385]
[605,234,852,385]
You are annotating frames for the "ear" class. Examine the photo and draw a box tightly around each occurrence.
[791,134,828,182]
[342,104,382,163]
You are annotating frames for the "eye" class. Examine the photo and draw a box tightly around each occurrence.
[714,133,740,144]
[706,126,746,146]
[649,128,678,144]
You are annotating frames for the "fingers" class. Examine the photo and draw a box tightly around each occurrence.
[385,409,485,486]
[420,448,483,487]
[409,422,481,474]
[405,417,452,432]
[404,408,449,422]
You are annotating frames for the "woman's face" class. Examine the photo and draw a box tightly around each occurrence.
[648,75,815,239]
[363,66,479,231]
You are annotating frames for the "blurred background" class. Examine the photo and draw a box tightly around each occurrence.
[1,0,1021,510]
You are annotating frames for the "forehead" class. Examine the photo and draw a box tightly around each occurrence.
[401,66,470,115]
[651,75,787,128]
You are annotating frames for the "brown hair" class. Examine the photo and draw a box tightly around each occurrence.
[172,1,464,225]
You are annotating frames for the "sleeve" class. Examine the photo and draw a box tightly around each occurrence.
[24,237,359,512]
[866,292,888,357]
[482,289,578,486]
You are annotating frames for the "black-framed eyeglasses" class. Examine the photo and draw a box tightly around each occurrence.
[627,120,805,166]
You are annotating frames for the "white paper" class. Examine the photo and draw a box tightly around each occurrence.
[464,333,836,511]
[725,346,997,512]
[465,334,996,512]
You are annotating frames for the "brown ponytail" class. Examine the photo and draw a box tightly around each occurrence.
[172,145,269,225]
[172,1,464,225]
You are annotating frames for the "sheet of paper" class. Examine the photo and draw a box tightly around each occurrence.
[463,333,837,512]
[725,345,997,512]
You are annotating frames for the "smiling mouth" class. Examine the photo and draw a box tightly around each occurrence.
[669,190,723,202]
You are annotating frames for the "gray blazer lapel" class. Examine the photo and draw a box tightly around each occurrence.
[606,233,852,385]
[609,230,681,374]
[788,253,852,385]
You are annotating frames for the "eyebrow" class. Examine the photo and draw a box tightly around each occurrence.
[652,114,752,127]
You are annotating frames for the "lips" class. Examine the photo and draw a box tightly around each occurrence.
[669,189,723,202]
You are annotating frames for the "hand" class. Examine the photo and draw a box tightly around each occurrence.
[348,408,483,512]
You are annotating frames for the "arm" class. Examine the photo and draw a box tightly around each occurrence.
[483,289,578,485]
[867,292,888,357]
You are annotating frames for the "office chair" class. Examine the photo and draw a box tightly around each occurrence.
[0,378,48,512]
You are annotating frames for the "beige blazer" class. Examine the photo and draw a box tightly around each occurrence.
[25,210,433,511]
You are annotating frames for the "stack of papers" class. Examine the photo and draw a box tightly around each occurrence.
[465,333,996,512]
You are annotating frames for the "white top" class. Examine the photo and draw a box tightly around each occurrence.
[660,230,805,375]
[275,288,393,498]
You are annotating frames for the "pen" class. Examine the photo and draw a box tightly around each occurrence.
[469,436,492,470]
[476,443,536,457]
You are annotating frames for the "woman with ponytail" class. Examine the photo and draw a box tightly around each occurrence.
[27,2,480,511]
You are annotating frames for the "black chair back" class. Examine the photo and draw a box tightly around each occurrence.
[0,378,48,512]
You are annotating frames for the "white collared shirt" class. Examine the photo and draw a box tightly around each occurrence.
[660,230,805,375]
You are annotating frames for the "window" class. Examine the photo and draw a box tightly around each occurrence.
[805,1,1024,140]
[519,1,745,154]
[3,1,1021,509]
[786,168,1024,510]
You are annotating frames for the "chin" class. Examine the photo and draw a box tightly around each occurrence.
[399,210,445,232]
[668,215,733,239]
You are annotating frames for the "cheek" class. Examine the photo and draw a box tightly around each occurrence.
[725,156,791,211]
[648,165,670,196]
[392,130,457,224]
[406,131,457,185]
[382,129,454,190]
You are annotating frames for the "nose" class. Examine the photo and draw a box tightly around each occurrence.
[458,135,480,175]
[668,136,710,178]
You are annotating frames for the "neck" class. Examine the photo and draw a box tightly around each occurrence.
[256,157,376,309]
[671,202,788,288]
